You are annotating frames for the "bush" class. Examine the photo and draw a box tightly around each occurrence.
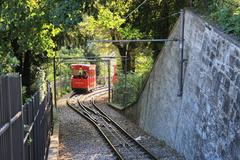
[112,53,153,106]
[112,72,147,106]
[210,3,240,36]
[0,49,19,74]
[194,0,240,37]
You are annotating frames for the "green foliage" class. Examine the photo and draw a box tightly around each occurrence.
[0,49,19,74]
[112,72,146,106]
[134,47,154,74]
[79,4,134,39]
[112,53,153,106]
[96,61,108,85]
[55,62,71,97]
[57,47,84,57]
[0,0,61,57]
[118,25,142,39]
[210,3,240,36]
[79,3,142,41]
[32,67,48,101]
[194,0,240,37]
[45,0,83,28]
[97,6,126,30]
[0,0,62,99]
[135,55,153,74]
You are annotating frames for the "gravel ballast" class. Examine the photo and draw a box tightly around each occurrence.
[58,92,185,160]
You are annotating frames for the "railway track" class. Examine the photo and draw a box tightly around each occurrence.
[66,87,158,160]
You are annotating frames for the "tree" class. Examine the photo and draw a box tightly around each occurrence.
[79,0,192,69]
[0,0,60,94]
[79,1,143,71]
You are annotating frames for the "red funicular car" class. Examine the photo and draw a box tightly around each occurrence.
[71,64,96,92]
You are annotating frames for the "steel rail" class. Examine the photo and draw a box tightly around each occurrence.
[66,92,124,160]
[71,91,132,159]
[78,90,111,122]
[66,88,158,159]
[80,92,142,158]
[92,96,158,160]
[80,90,158,159]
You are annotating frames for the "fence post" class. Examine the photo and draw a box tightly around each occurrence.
[19,75,25,160]
[32,96,37,160]
[6,76,14,160]
[53,57,57,108]
[50,84,54,133]
[1,75,53,160]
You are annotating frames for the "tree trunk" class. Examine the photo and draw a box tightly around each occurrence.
[174,0,186,10]
[11,38,22,73]
[127,50,131,72]
[117,44,133,72]
[189,0,193,7]
[118,45,128,71]
[202,0,209,10]
[131,55,136,72]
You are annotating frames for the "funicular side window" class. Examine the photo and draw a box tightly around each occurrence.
[82,70,88,79]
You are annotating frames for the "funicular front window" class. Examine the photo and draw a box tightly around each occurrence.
[73,69,88,79]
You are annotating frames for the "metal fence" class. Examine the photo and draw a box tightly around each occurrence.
[0,75,53,160]
[111,72,148,107]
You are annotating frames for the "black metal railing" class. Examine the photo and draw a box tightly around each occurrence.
[0,74,53,160]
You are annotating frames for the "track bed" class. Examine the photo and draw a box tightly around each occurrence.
[58,89,184,160]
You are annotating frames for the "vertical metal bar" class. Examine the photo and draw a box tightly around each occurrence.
[0,76,5,160]
[30,102,33,160]
[108,60,111,103]
[178,9,185,97]
[7,76,13,160]
[36,96,39,160]
[32,97,37,160]
[53,57,57,108]
[124,53,127,106]
[60,60,62,97]
[19,75,25,160]
[50,85,54,133]
[0,77,2,159]
[111,87,113,103]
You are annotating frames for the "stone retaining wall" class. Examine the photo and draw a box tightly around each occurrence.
[125,10,240,160]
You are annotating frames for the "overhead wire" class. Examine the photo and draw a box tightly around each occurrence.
[125,0,148,19]
[157,12,180,22]
[124,0,181,22]
[88,0,182,44]
[88,38,179,43]
[89,11,181,44]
